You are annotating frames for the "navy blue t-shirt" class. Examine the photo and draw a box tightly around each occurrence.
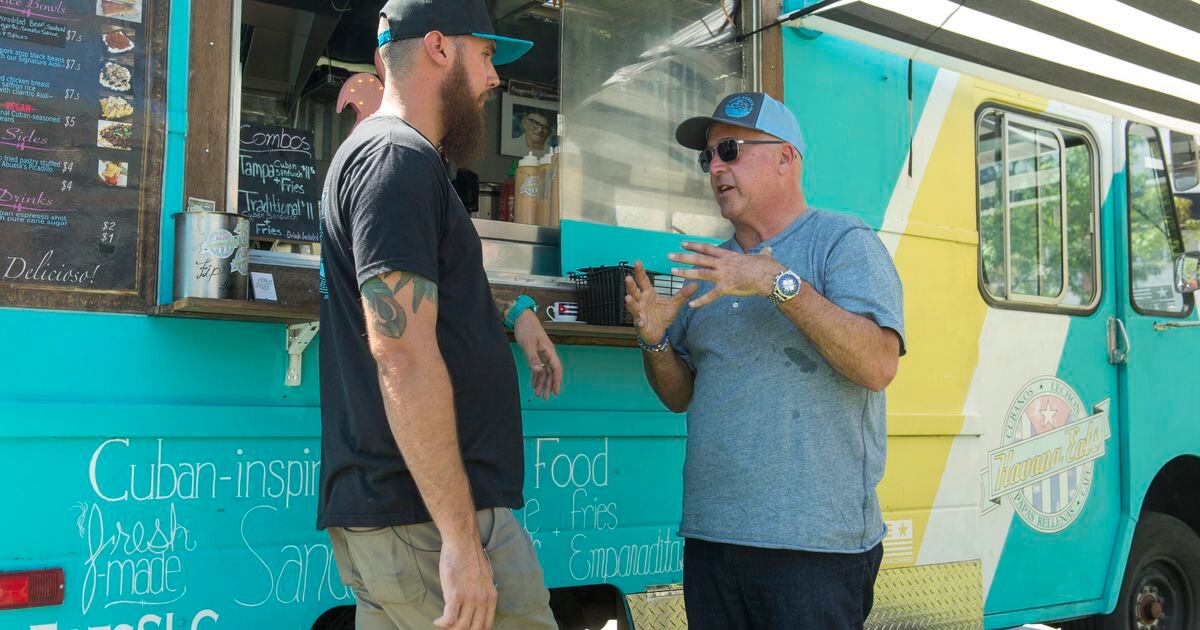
[317,115,523,528]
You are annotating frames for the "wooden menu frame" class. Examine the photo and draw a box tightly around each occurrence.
[0,1,170,313]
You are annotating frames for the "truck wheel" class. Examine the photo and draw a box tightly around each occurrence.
[1064,512,1200,630]
[311,605,355,630]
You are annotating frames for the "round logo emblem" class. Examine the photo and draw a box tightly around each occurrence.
[724,95,755,119]
[231,246,249,275]
[519,175,539,198]
[200,229,238,259]
[982,377,1111,533]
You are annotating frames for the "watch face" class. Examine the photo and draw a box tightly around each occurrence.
[777,272,800,297]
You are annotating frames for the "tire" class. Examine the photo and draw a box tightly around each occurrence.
[1062,512,1200,630]
[311,605,355,630]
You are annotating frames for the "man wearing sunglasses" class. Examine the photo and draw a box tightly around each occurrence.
[624,92,906,629]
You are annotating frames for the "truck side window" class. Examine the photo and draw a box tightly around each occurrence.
[1128,123,1189,315]
[1168,131,1200,254]
[1008,122,1064,298]
[976,108,1099,311]
[1170,131,1198,191]
[1063,132,1098,307]
[978,111,1006,299]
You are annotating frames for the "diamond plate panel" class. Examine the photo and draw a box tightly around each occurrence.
[866,561,984,630]
[623,562,982,629]
[627,586,687,630]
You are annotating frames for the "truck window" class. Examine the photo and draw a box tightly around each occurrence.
[1170,130,1198,191]
[1063,132,1098,307]
[978,111,1006,299]
[1128,123,1190,315]
[1008,122,1064,299]
[1168,131,1200,255]
[976,108,1099,311]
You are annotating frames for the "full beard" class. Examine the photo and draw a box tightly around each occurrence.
[439,58,489,165]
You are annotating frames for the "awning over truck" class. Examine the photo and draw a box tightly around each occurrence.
[789,0,1200,126]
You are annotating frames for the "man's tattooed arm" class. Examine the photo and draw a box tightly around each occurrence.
[361,271,438,339]
[357,269,481,591]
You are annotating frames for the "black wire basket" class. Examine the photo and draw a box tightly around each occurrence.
[568,263,684,327]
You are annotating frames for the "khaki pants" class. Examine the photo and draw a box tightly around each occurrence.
[328,508,558,629]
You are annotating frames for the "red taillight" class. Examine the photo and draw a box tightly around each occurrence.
[0,569,64,610]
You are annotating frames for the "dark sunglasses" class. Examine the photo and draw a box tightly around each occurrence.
[699,138,787,173]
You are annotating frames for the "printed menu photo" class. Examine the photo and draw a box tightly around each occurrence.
[97,159,128,187]
[101,25,134,54]
[96,0,142,24]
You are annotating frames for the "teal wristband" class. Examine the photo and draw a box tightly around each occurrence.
[504,294,537,330]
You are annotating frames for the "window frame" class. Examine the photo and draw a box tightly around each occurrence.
[1125,122,1194,319]
[974,104,1103,316]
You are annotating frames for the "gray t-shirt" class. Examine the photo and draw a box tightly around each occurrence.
[667,209,905,553]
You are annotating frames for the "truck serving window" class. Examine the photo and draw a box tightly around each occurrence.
[976,108,1099,311]
[1127,123,1190,316]
[558,0,748,239]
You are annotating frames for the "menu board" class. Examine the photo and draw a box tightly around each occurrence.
[237,122,319,243]
[0,0,165,309]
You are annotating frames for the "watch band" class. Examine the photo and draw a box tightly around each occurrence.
[504,294,537,330]
[768,269,802,306]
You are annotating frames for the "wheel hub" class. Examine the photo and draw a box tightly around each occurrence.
[1136,585,1167,629]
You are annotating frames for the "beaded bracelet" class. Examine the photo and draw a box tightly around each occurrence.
[636,332,670,352]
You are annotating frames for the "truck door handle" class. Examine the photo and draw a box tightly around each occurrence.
[1108,317,1130,364]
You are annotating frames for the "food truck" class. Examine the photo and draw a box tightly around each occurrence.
[2,0,1200,629]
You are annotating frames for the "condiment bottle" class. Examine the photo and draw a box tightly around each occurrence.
[548,147,561,228]
[499,160,516,222]
[513,152,540,225]
[535,151,553,226]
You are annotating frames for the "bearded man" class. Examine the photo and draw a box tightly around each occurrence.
[316,1,562,628]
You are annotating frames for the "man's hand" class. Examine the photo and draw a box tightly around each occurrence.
[624,260,699,342]
[435,538,496,630]
[513,309,563,399]
[669,242,785,308]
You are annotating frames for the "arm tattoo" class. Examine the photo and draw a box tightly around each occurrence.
[361,272,438,339]
[393,272,439,313]
[362,277,407,338]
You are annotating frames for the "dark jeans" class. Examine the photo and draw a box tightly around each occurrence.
[683,537,884,630]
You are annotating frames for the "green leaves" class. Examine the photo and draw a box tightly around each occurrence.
[361,272,439,339]
[400,274,439,314]
[362,276,407,338]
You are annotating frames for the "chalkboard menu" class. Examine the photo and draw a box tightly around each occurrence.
[237,122,319,243]
[0,0,166,311]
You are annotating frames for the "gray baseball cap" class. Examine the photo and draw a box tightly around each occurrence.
[676,92,807,157]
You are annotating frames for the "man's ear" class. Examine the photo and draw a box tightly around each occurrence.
[422,31,452,67]
[778,144,798,173]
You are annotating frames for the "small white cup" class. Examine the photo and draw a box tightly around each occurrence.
[546,301,579,322]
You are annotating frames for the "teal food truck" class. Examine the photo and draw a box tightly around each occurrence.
[3,1,1200,629]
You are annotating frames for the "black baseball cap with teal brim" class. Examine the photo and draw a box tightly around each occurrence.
[378,0,533,66]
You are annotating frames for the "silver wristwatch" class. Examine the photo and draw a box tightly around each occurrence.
[768,269,803,306]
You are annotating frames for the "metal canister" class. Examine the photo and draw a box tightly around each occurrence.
[172,211,251,300]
